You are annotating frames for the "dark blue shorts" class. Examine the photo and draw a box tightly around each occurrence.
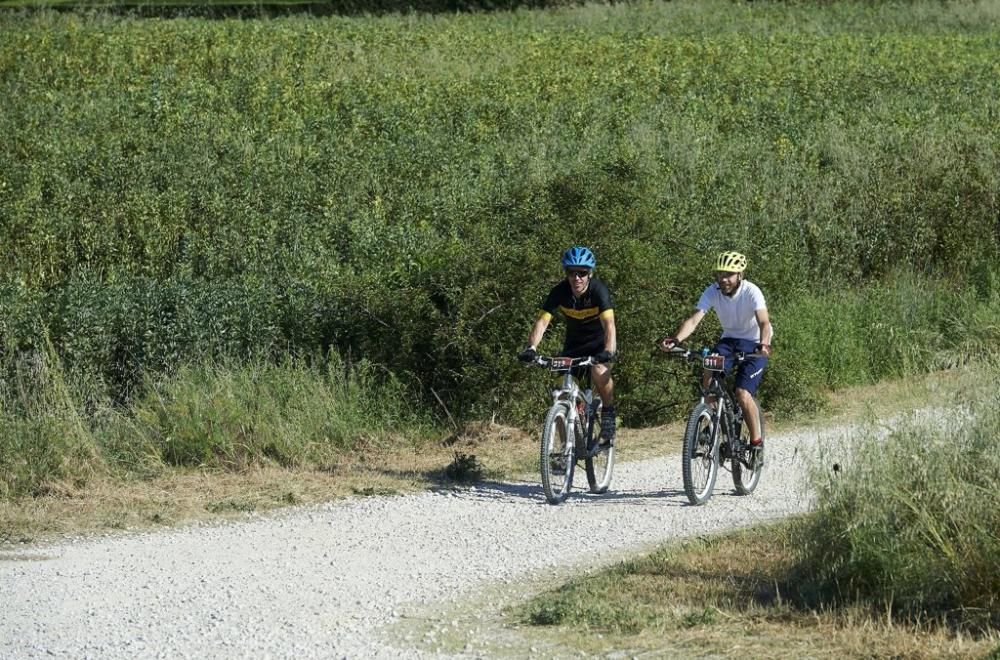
[713,337,767,396]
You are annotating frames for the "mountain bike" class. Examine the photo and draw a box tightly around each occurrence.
[527,355,615,505]
[663,345,765,505]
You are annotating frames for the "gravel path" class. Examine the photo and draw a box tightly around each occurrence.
[0,425,847,659]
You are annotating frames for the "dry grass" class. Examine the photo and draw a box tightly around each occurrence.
[0,367,972,548]
[517,524,1000,659]
[0,415,685,546]
[560,616,998,660]
[0,421,537,546]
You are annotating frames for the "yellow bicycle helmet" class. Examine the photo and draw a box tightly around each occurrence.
[714,251,747,273]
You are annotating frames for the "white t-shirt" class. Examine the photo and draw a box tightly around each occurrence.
[696,280,769,341]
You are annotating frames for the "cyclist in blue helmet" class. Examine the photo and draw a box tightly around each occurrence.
[519,246,618,445]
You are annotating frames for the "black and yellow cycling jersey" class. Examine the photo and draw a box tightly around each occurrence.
[538,277,614,351]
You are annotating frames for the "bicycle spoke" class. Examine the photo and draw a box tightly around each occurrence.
[682,403,719,505]
[540,403,574,504]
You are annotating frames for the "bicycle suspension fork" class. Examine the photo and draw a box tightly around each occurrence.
[700,384,726,458]
[553,374,584,443]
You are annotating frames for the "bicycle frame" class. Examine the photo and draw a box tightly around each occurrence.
[664,344,764,504]
[699,369,743,465]
[530,354,616,504]
[536,356,599,450]
[550,366,596,445]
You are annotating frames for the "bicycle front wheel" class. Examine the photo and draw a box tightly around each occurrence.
[732,397,764,495]
[540,402,575,505]
[682,402,719,505]
[585,397,615,494]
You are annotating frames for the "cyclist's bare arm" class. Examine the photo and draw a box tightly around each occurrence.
[755,308,773,347]
[526,311,553,349]
[599,311,617,354]
[659,310,705,350]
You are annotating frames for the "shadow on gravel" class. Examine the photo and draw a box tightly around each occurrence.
[0,552,59,562]
[435,480,543,502]
[569,488,689,506]
[438,480,692,506]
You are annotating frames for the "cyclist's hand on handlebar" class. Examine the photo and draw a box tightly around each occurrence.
[657,336,678,352]
[517,346,538,363]
[594,350,616,364]
[756,342,773,357]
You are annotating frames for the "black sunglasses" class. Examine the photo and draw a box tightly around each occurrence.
[565,269,591,279]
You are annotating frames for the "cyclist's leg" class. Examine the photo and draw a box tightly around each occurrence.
[698,369,719,412]
[592,361,616,444]
[732,344,767,445]
[712,337,739,367]
[558,339,603,376]
[562,338,615,443]
[591,362,613,406]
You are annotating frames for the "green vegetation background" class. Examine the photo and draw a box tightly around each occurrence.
[1,1,999,493]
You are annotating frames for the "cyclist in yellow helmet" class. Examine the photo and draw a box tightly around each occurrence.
[658,251,773,448]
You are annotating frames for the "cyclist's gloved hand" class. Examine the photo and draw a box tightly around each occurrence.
[594,350,616,364]
[658,336,678,351]
[756,342,772,357]
[518,346,538,363]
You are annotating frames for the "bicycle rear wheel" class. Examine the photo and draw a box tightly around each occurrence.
[540,402,575,505]
[682,402,719,505]
[732,397,764,495]
[585,397,615,494]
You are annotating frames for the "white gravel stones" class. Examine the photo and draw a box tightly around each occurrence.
[0,425,849,659]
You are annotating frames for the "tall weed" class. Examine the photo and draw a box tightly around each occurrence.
[127,353,432,471]
[0,346,434,496]
[0,346,107,498]
[791,362,1000,629]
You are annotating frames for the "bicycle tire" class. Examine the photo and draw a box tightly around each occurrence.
[585,396,615,494]
[732,397,764,495]
[540,401,575,505]
[682,402,719,505]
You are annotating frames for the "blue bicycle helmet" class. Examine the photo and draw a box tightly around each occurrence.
[561,246,596,270]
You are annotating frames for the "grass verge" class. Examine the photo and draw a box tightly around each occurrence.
[517,522,998,659]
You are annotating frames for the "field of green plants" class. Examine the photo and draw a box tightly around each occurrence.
[1,1,999,496]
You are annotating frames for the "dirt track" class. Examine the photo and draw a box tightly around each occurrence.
[0,425,844,658]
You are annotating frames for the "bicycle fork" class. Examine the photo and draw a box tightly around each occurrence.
[701,399,724,462]
[551,381,582,457]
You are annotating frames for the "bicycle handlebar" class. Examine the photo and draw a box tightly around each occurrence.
[658,343,767,362]
[529,355,600,370]
[661,345,698,361]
